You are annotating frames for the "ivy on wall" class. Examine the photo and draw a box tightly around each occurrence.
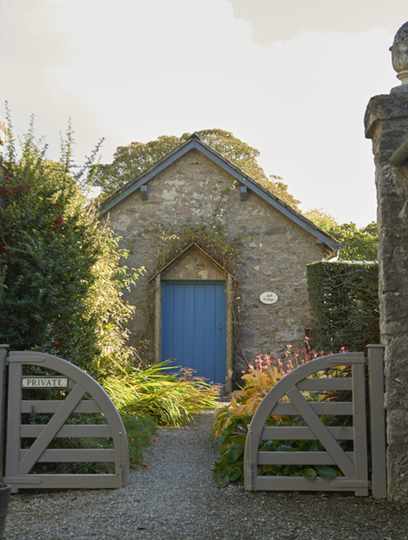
[153,224,238,276]
[307,261,379,351]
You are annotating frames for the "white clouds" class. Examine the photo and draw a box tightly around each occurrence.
[228,0,407,44]
[0,0,402,224]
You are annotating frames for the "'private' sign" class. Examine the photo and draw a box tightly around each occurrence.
[22,377,69,389]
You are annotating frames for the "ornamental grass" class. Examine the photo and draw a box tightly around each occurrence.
[104,361,219,427]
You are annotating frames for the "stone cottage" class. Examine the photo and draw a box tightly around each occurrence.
[100,135,339,390]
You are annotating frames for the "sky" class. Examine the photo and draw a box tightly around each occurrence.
[1,1,407,225]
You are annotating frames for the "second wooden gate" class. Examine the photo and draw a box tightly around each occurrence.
[244,346,386,497]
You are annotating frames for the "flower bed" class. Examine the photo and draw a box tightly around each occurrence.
[212,340,351,485]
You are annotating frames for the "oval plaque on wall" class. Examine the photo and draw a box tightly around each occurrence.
[259,291,278,305]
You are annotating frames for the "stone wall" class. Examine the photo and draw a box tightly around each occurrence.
[365,93,408,501]
[106,149,327,375]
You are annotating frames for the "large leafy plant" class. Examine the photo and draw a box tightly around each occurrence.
[0,116,138,376]
[212,340,347,486]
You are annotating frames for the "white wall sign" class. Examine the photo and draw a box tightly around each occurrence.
[22,377,68,389]
[259,291,278,305]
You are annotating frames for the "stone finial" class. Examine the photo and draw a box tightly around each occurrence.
[390,21,408,94]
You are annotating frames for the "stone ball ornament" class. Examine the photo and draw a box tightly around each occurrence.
[390,21,408,93]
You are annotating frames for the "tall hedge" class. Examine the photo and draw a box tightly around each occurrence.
[0,121,138,377]
[307,260,379,351]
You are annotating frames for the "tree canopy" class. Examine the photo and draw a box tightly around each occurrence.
[304,209,378,261]
[94,128,301,210]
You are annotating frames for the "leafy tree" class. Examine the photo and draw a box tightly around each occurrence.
[304,208,338,232]
[0,117,138,376]
[330,222,378,261]
[305,209,378,261]
[94,129,301,210]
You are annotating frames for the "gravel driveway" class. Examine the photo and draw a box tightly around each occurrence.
[5,412,408,540]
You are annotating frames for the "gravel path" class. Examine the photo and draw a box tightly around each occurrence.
[5,412,408,540]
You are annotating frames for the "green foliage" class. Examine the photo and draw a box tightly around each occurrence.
[304,209,378,261]
[122,414,156,467]
[330,222,378,261]
[303,209,338,232]
[212,344,344,486]
[213,413,248,485]
[94,128,301,209]
[307,260,379,351]
[153,224,238,278]
[104,362,219,427]
[27,413,156,472]
[0,116,138,375]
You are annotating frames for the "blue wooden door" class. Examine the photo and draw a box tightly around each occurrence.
[161,281,226,384]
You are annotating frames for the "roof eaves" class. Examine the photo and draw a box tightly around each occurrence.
[100,136,341,252]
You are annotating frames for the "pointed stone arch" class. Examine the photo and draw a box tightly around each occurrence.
[151,243,234,391]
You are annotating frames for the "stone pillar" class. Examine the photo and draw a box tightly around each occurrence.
[364,21,408,501]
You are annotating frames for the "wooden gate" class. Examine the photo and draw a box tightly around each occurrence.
[0,347,129,491]
[244,346,386,497]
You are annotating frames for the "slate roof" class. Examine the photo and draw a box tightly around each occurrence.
[99,134,340,252]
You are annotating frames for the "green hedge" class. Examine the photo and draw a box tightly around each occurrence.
[307,261,379,351]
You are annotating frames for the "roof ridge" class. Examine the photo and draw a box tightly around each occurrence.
[99,136,340,251]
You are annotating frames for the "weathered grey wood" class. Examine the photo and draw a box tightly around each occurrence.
[298,378,352,391]
[5,361,23,485]
[367,344,387,499]
[0,345,9,479]
[4,474,121,489]
[8,350,129,489]
[244,351,373,494]
[272,401,352,416]
[254,476,369,491]
[20,448,115,462]
[287,387,355,478]
[20,384,85,474]
[244,353,365,492]
[262,426,354,441]
[352,360,369,496]
[258,451,354,465]
[21,399,100,414]
[20,424,112,438]
[244,424,257,490]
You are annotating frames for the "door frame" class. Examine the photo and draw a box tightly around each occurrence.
[154,273,233,392]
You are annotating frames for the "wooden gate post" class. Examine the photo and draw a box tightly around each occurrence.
[0,346,9,480]
[367,345,387,499]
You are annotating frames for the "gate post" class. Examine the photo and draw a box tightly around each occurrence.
[365,21,408,500]
[367,345,386,499]
[0,346,9,480]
